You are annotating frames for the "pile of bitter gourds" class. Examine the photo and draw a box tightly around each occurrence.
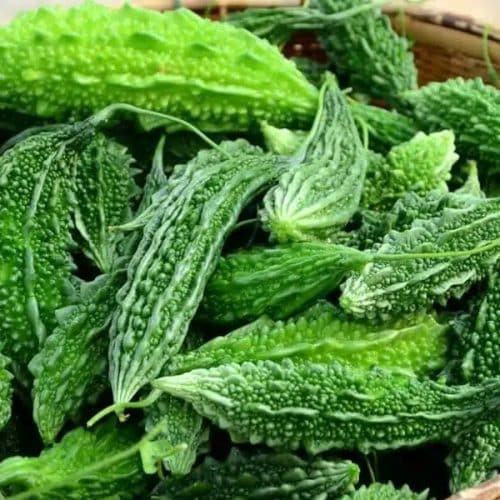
[1,1,500,498]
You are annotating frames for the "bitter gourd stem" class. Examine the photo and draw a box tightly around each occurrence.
[86,390,162,428]
[89,103,229,158]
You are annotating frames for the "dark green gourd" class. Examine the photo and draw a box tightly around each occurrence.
[151,449,360,499]
[0,122,97,380]
[199,242,370,325]
[109,140,287,405]
[342,482,428,499]
[154,359,500,454]
[404,77,500,168]
[0,3,317,131]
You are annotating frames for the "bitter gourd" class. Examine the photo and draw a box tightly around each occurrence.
[29,272,123,444]
[73,133,136,272]
[199,242,370,325]
[109,140,287,405]
[262,74,367,242]
[0,419,146,499]
[0,3,318,132]
[448,419,500,492]
[311,0,417,106]
[0,355,12,433]
[0,122,97,380]
[341,196,500,320]
[342,482,428,499]
[174,301,448,376]
[362,130,457,210]
[151,448,359,499]
[404,77,500,168]
[154,359,500,454]
[143,330,208,476]
[447,268,500,490]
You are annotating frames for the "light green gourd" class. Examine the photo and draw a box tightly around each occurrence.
[341,196,500,320]
[109,140,288,405]
[153,359,500,454]
[151,448,360,499]
[342,482,428,499]
[0,419,146,499]
[199,242,370,325]
[0,2,318,131]
[173,301,448,376]
[261,74,367,242]
[362,130,457,210]
[0,355,13,433]
[73,133,136,272]
[404,77,500,168]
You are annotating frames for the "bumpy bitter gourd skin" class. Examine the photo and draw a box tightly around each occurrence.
[144,396,208,476]
[73,134,135,272]
[154,359,500,454]
[341,196,500,320]
[404,77,500,168]
[0,355,13,433]
[0,123,95,380]
[173,301,448,376]
[448,420,500,492]
[143,330,208,476]
[199,242,370,325]
[262,74,367,242]
[447,269,500,490]
[0,420,145,499]
[362,130,457,210]
[151,448,359,499]
[311,0,417,106]
[29,273,123,444]
[0,3,318,132]
[109,140,287,404]
[342,482,428,499]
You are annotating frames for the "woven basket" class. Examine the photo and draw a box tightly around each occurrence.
[133,1,500,498]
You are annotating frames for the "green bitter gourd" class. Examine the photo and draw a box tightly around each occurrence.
[153,359,500,454]
[362,130,457,210]
[151,448,360,499]
[0,122,98,380]
[29,272,123,444]
[109,140,287,405]
[0,3,318,131]
[404,77,500,168]
[0,419,146,499]
[174,300,448,376]
[261,74,367,242]
[73,133,136,272]
[199,242,370,325]
[341,196,500,320]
